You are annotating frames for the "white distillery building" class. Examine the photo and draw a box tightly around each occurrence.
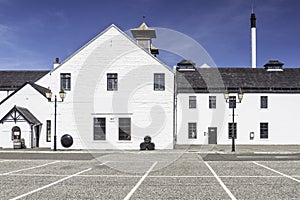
[0,23,175,150]
[175,60,300,145]
[0,13,299,150]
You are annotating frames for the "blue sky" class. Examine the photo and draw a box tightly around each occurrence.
[0,0,299,70]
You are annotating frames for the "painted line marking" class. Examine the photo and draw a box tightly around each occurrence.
[219,175,283,178]
[98,161,108,166]
[237,155,299,159]
[3,173,288,178]
[274,156,299,159]
[205,162,237,200]
[1,161,60,175]
[147,175,214,178]
[237,156,273,159]
[10,167,92,200]
[253,161,300,183]
[123,161,157,200]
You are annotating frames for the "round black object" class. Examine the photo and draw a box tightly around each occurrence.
[61,134,73,148]
[144,136,152,144]
[140,142,147,150]
[147,142,155,150]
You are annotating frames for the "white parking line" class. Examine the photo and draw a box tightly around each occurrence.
[253,161,300,183]
[123,161,157,200]
[1,161,60,175]
[204,162,237,200]
[98,161,108,165]
[10,167,92,200]
[2,173,287,178]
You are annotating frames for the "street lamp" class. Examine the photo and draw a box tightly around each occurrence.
[224,88,243,152]
[46,89,66,151]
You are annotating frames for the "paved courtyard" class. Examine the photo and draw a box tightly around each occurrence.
[0,152,299,199]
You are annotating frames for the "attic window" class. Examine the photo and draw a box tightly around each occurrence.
[60,73,71,91]
[154,73,165,91]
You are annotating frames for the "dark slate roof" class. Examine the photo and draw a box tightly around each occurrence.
[0,82,51,105]
[0,105,41,125]
[176,68,300,93]
[0,70,49,91]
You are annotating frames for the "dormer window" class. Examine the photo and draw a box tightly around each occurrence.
[177,60,196,72]
[60,73,71,91]
[264,60,284,72]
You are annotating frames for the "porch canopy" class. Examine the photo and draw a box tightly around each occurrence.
[0,105,41,125]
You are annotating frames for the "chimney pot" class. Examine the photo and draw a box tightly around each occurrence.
[53,57,60,69]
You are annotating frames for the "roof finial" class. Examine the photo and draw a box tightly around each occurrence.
[142,16,146,22]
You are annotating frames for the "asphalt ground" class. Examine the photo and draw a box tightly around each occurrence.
[0,151,300,161]
[0,152,299,199]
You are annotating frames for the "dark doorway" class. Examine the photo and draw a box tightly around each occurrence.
[12,126,21,140]
[35,125,40,147]
[208,127,217,144]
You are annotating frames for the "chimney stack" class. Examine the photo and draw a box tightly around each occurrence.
[251,12,257,68]
[53,57,60,68]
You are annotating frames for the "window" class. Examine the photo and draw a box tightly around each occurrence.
[209,96,216,109]
[46,120,51,142]
[260,123,268,139]
[228,123,237,139]
[154,73,165,91]
[261,96,268,109]
[229,96,236,108]
[107,73,118,91]
[119,118,131,140]
[94,118,106,140]
[60,73,71,91]
[188,123,197,139]
[189,96,196,108]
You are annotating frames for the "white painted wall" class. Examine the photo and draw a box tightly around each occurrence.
[176,93,300,145]
[0,122,32,148]
[0,90,13,102]
[0,91,7,101]
[35,25,174,150]
[0,84,52,148]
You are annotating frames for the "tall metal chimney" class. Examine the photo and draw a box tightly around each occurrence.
[251,12,257,68]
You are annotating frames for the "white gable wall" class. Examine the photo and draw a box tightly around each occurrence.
[35,25,174,150]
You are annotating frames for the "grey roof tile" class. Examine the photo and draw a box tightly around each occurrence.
[0,70,49,91]
[176,68,300,93]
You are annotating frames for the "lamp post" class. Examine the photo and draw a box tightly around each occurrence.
[224,88,243,152]
[46,89,65,151]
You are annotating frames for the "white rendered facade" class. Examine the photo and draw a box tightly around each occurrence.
[0,24,174,150]
[0,22,299,150]
[176,92,300,145]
